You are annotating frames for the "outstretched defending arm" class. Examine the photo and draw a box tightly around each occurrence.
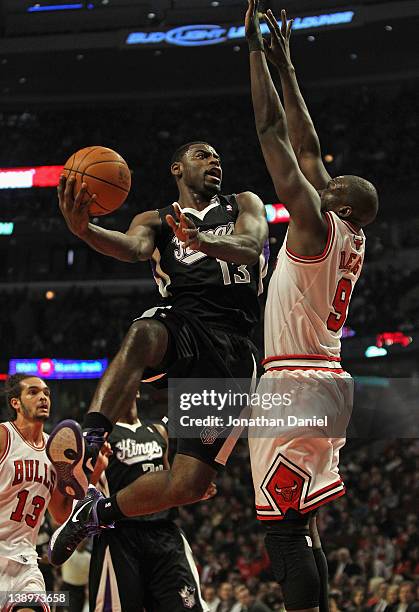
[58,175,160,262]
[262,9,331,191]
[245,0,327,256]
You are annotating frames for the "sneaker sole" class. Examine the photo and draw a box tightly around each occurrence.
[46,420,88,500]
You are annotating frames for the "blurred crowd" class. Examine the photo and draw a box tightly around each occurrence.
[2,270,418,367]
[0,82,418,218]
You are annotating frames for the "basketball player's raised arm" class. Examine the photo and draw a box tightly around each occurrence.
[58,175,159,262]
[167,194,267,265]
[262,9,331,191]
[245,0,327,250]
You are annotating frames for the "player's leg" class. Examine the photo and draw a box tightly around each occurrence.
[310,514,329,612]
[144,522,209,612]
[264,516,320,612]
[104,453,216,519]
[89,527,145,612]
[47,317,170,498]
[48,454,216,566]
[87,318,169,424]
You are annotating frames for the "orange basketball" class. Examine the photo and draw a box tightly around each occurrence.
[62,146,131,216]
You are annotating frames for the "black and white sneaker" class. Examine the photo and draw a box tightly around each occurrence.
[48,486,112,566]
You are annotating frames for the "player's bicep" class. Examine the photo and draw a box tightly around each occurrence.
[234,192,268,248]
[126,210,160,261]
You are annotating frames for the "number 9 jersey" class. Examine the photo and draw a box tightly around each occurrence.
[263,210,365,369]
[151,195,269,334]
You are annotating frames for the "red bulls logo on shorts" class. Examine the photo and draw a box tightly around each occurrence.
[265,462,304,514]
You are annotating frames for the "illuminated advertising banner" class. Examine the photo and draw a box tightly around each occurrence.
[0,166,63,189]
[126,11,355,48]
[266,204,289,224]
[9,358,108,379]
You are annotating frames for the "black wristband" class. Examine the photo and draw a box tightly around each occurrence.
[248,35,264,53]
[82,411,113,435]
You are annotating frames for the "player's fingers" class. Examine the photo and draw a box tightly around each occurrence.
[87,193,97,211]
[63,175,76,205]
[280,8,287,35]
[173,203,182,220]
[287,18,294,38]
[180,213,195,229]
[263,12,279,39]
[74,182,88,208]
[166,214,178,233]
[57,174,66,199]
[266,9,281,37]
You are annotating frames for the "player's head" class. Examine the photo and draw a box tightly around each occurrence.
[171,142,222,197]
[319,175,379,227]
[4,374,51,422]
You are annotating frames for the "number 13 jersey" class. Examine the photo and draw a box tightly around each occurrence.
[0,422,56,564]
[152,195,268,334]
[263,211,365,368]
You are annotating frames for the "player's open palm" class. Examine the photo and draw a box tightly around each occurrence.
[263,9,293,70]
[166,203,201,250]
[58,174,94,238]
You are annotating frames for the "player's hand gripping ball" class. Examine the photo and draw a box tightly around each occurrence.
[62,146,131,216]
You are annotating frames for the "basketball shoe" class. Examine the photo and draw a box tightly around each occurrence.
[46,419,106,499]
[48,486,112,566]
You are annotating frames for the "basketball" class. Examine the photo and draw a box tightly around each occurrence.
[62,146,131,216]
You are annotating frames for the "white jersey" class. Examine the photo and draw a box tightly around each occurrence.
[0,422,56,564]
[249,212,364,520]
[263,211,365,370]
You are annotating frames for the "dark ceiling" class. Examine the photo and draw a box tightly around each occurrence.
[0,0,418,108]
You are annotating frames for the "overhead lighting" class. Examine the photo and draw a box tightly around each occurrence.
[27,3,84,12]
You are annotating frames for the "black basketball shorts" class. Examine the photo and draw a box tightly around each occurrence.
[89,520,208,612]
[136,306,259,471]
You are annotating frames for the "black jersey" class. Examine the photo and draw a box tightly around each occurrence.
[99,420,174,523]
[151,194,268,333]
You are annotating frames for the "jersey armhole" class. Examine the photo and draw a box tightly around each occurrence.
[0,424,11,466]
[285,211,335,264]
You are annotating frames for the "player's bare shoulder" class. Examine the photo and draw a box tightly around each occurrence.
[236,190,266,214]
[0,423,10,460]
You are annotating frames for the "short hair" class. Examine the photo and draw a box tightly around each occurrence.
[4,374,32,419]
[345,175,379,226]
[170,141,211,166]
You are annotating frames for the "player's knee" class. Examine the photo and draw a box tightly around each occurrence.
[123,319,167,366]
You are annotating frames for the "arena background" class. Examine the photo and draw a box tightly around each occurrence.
[0,0,418,610]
